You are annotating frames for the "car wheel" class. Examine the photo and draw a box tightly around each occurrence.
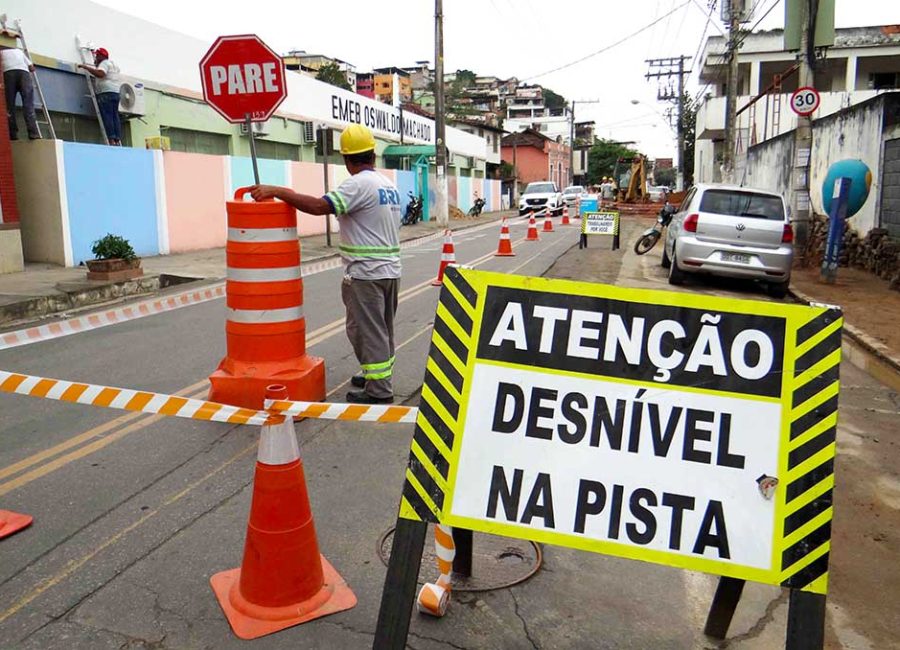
[661,244,671,269]
[668,252,685,285]
[767,280,789,299]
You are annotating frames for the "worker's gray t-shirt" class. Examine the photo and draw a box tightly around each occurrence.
[324,169,402,280]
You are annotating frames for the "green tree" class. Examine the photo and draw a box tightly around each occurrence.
[316,62,351,91]
[587,139,641,185]
[455,69,477,87]
[653,167,676,187]
[542,87,567,111]
[680,92,696,186]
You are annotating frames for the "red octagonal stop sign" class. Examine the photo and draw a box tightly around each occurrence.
[199,34,287,124]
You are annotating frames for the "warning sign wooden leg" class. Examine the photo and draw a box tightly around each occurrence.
[451,528,473,577]
[374,518,428,649]
[703,576,745,639]
[786,590,826,650]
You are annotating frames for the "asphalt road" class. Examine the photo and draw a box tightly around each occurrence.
[1,215,897,649]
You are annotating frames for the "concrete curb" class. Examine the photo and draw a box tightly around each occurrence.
[789,286,900,390]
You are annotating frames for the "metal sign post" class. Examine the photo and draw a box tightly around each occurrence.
[245,113,260,185]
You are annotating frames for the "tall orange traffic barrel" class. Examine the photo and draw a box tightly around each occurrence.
[208,188,325,409]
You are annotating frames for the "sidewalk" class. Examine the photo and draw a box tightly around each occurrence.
[0,210,512,328]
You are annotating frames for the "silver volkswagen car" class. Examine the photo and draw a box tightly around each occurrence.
[662,184,793,297]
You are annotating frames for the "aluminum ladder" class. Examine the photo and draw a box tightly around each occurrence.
[74,34,108,145]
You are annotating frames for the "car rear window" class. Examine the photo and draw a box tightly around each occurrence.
[699,190,784,220]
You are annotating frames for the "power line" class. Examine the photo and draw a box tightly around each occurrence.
[522,1,691,81]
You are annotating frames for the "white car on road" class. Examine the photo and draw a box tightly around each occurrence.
[518,182,563,216]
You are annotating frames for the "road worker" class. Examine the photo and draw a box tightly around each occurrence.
[250,124,401,404]
[77,47,123,145]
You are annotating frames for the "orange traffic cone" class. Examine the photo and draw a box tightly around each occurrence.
[432,229,457,286]
[494,217,516,257]
[526,211,540,241]
[210,385,356,639]
[561,205,571,226]
[543,209,555,232]
[0,509,32,540]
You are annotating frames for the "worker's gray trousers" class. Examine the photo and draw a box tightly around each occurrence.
[341,276,399,399]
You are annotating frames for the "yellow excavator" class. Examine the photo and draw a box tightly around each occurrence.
[617,155,648,202]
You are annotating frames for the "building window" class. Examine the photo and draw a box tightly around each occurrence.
[254,139,300,161]
[871,72,899,90]
[163,127,230,155]
[46,112,105,144]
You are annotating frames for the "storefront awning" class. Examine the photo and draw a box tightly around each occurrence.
[382,145,436,157]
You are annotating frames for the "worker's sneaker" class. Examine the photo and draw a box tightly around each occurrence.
[346,390,393,405]
[350,375,365,388]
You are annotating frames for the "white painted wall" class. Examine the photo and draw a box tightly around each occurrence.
[3,0,486,158]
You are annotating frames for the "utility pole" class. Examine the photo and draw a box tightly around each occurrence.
[433,0,449,226]
[791,0,817,251]
[568,99,601,187]
[645,56,691,190]
[723,2,742,183]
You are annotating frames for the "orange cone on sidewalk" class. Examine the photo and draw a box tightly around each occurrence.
[210,385,356,639]
[432,229,457,286]
[561,205,572,226]
[543,209,555,232]
[0,509,32,540]
[526,211,540,241]
[494,217,516,257]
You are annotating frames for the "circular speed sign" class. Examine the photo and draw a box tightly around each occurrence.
[790,86,820,117]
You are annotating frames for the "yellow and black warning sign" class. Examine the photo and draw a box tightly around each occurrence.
[399,267,841,594]
[581,211,620,236]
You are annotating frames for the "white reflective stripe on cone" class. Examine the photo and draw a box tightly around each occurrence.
[226,266,302,282]
[226,305,305,324]
[258,416,300,465]
[227,227,298,243]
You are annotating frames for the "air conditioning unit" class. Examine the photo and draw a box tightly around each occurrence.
[119,82,145,117]
[240,120,270,137]
[302,121,315,144]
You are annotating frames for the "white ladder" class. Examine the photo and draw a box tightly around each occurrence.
[74,35,109,145]
[11,19,55,139]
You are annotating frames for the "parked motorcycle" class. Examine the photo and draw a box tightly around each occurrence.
[633,202,676,255]
[468,196,486,217]
[402,192,423,226]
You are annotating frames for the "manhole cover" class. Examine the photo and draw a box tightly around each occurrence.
[378,525,542,592]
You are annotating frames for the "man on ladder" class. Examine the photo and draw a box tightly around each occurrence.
[78,47,122,145]
[1,43,40,140]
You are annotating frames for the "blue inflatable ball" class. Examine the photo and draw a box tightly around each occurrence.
[821,159,871,218]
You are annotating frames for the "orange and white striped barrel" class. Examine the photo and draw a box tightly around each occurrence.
[417,524,455,617]
[208,188,325,409]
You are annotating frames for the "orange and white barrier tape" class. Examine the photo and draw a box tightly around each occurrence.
[417,524,455,617]
[264,397,418,424]
[0,284,226,352]
[0,369,273,426]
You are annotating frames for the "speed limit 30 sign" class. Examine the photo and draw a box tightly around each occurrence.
[790,86,820,117]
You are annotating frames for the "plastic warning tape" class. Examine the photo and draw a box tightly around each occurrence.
[0,285,226,352]
[265,398,419,424]
[0,369,273,426]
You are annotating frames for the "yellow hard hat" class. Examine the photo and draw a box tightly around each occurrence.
[340,124,376,155]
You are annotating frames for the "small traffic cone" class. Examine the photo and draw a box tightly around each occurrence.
[210,385,356,639]
[561,205,572,226]
[494,217,516,257]
[0,509,32,540]
[417,524,455,617]
[543,209,555,232]
[525,211,540,241]
[432,229,457,286]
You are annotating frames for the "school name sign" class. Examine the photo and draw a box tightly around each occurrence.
[399,267,842,593]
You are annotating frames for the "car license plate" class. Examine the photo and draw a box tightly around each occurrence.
[722,252,750,264]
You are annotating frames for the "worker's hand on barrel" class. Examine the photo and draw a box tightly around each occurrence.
[250,185,281,202]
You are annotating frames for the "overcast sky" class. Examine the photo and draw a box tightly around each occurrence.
[94,0,895,158]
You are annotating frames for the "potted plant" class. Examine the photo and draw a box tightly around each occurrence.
[85,234,143,281]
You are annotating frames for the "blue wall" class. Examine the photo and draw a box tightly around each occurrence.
[483,178,493,211]
[395,170,418,219]
[63,142,160,264]
[457,176,472,213]
[230,156,286,194]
